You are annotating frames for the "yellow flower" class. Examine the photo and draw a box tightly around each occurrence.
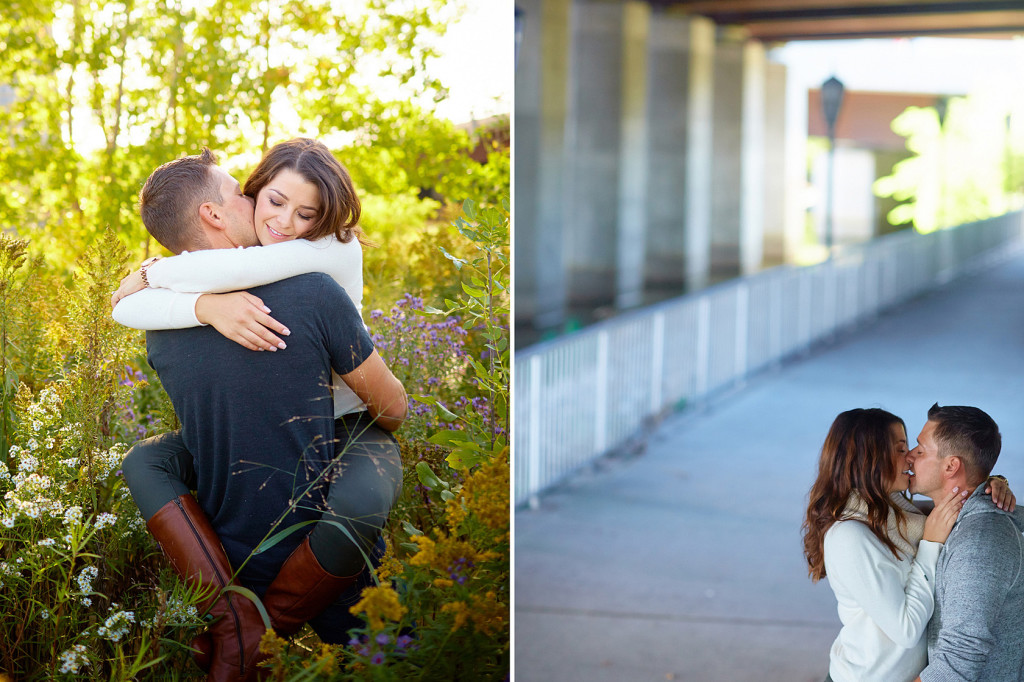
[349,585,407,631]
[441,591,508,636]
[441,600,470,631]
[376,536,404,582]
[445,449,509,539]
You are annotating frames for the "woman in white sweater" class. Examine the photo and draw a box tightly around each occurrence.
[112,139,405,652]
[801,408,1013,682]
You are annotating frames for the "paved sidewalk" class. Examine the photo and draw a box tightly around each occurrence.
[515,251,1024,681]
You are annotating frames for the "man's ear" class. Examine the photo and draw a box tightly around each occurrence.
[199,201,226,233]
[944,456,963,476]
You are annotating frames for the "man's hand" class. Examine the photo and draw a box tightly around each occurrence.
[110,257,161,308]
[195,292,290,352]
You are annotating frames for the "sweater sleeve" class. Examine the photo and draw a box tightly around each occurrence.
[145,237,364,312]
[920,514,1022,682]
[824,521,940,649]
[112,288,203,329]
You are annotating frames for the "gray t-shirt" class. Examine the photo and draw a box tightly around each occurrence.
[922,487,1024,682]
[146,273,373,590]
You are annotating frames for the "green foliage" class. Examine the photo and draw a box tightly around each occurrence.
[421,198,509,470]
[0,195,510,678]
[0,0,506,274]
[874,92,1024,232]
[0,2,509,676]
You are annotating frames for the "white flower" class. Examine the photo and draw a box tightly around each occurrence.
[37,538,55,548]
[40,609,50,620]
[58,644,89,674]
[80,597,92,607]
[31,419,42,432]
[64,506,83,526]
[25,438,38,451]
[7,445,20,457]
[94,513,116,530]
[97,609,135,642]
[1,516,13,528]
[76,565,98,594]
[44,438,55,450]
[16,455,38,473]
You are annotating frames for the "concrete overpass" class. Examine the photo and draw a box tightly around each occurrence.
[514,0,1024,341]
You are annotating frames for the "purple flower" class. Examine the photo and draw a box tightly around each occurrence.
[375,633,390,646]
[396,634,413,650]
[370,652,385,665]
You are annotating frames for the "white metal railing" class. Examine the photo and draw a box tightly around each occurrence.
[514,212,1024,507]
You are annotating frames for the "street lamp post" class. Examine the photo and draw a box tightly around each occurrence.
[821,76,845,253]
[935,96,948,228]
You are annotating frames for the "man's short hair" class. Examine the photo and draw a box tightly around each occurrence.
[138,148,220,254]
[928,403,1001,482]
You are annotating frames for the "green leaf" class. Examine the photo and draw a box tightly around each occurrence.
[221,585,271,629]
[427,429,470,448]
[401,520,423,536]
[400,542,419,553]
[253,520,317,554]
[415,460,445,490]
[462,283,486,298]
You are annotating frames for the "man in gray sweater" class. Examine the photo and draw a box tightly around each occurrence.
[908,403,1024,682]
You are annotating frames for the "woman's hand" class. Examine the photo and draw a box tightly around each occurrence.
[194,292,290,352]
[984,476,1016,512]
[922,486,968,544]
[110,257,161,307]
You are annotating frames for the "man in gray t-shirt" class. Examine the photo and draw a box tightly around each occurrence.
[907,403,1024,682]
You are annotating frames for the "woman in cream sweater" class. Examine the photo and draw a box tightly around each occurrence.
[802,408,1013,682]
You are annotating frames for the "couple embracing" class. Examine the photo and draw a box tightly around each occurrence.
[110,139,408,679]
[804,404,1024,682]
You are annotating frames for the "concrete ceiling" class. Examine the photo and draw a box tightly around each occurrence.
[654,1,1024,42]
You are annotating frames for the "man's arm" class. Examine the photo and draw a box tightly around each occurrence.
[919,513,1020,682]
[319,276,407,431]
[339,350,407,432]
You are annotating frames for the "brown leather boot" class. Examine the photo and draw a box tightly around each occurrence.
[189,535,362,666]
[263,537,361,637]
[147,495,267,681]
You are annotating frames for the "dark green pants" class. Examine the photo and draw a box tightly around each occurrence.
[121,413,403,577]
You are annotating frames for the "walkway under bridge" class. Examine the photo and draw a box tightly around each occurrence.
[514,219,1024,680]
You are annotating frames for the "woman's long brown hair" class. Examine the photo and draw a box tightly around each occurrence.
[802,408,909,582]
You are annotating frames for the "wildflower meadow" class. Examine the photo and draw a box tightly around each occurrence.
[0,197,510,679]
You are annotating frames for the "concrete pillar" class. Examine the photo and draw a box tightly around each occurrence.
[783,62,811,264]
[739,40,767,275]
[615,2,651,309]
[564,0,626,310]
[762,60,788,267]
[513,0,572,332]
[643,11,696,300]
[683,17,716,291]
[710,36,745,280]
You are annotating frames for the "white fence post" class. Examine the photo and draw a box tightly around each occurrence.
[595,330,609,454]
[528,354,542,509]
[651,312,665,413]
[735,283,749,383]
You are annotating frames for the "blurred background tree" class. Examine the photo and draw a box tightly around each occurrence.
[0,0,509,307]
[874,89,1024,234]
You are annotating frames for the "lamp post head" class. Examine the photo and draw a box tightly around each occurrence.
[515,7,525,70]
[821,76,845,137]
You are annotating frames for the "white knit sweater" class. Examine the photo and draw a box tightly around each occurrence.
[823,493,940,682]
[112,236,366,416]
